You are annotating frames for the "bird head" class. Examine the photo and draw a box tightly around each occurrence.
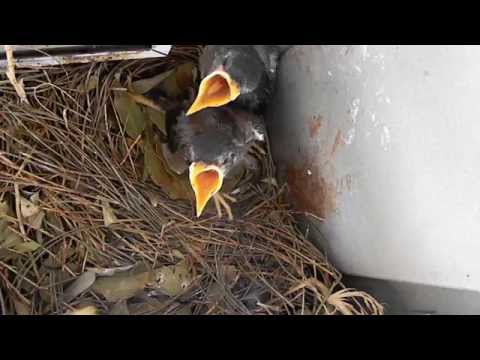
[188,148,242,218]
[189,162,224,217]
[186,66,241,116]
[187,46,263,115]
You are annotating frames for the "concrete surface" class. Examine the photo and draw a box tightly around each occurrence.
[267,45,480,302]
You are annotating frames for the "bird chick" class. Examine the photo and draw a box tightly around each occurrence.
[187,45,287,116]
[168,105,266,218]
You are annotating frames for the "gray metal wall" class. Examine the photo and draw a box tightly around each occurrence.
[267,45,480,312]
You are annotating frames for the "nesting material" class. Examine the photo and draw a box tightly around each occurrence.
[0,45,383,315]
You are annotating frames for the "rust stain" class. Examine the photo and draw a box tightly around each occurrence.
[330,129,345,157]
[308,115,323,138]
[286,161,336,219]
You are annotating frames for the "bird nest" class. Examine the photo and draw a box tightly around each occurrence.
[0,45,384,315]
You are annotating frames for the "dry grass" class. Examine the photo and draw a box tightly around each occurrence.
[0,45,383,315]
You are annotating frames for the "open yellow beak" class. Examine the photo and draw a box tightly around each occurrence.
[187,69,241,115]
[189,162,225,217]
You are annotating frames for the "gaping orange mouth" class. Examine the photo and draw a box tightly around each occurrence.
[187,69,240,115]
[189,162,224,217]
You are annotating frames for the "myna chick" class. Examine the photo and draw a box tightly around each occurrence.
[187,45,288,116]
[168,105,266,219]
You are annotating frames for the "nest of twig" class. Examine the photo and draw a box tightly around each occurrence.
[0,45,383,315]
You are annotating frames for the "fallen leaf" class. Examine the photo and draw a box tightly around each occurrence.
[1,225,19,245]
[206,265,239,305]
[128,298,167,315]
[92,270,154,302]
[0,248,21,261]
[66,305,99,315]
[64,271,96,301]
[4,45,29,104]
[13,240,41,253]
[223,265,240,285]
[175,62,197,90]
[87,264,135,277]
[13,298,31,315]
[0,200,9,217]
[114,92,147,138]
[130,69,175,94]
[20,196,40,218]
[24,210,45,230]
[149,192,163,208]
[155,260,193,297]
[109,300,130,315]
[173,304,192,315]
[171,249,185,260]
[143,139,193,201]
[77,75,99,93]
[161,143,189,175]
[145,107,166,134]
[102,201,118,226]
[43,248,76,269]
[161,71,182,98]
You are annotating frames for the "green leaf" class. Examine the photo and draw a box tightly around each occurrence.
[130,69,175,94]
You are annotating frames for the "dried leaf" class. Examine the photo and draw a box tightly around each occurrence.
[130,69,175,94]
[92,270,154,302]
[4,45,29,104]
[161,144,188,175]
[102,201,118,226]
[223,265,240,285]
[206,265,239,304]
[20,196,40,218]
[43,248,76,269]
[0,225,19,247]
[114,92,147,138]
[174,305,192,315]
[161,71,182,98]
[155,260,193,297]
[66,306,99,315]
[77,75,99,93]
[175,62,197,90]
[13,298,31,315]
[64,271,96,301]
[109,300,130,315]
[145,107,166,134]
[128,298,167,315]
[144,140,192,201]
[0,248,21,261]
[87,264,135,277]
[0,200,9,217]
[24,210,45,230]
[13,240,41,253]
[171,249,185,260]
